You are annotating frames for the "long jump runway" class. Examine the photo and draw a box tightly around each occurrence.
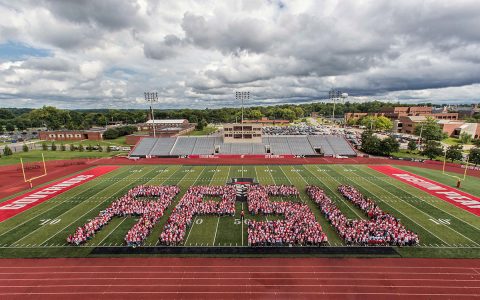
[0,258,479,299]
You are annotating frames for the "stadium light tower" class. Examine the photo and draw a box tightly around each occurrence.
[235,91,250,124]
[329,89,342,123]
[145,92,158,138]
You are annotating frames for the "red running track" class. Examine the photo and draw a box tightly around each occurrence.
[0,258,479,299]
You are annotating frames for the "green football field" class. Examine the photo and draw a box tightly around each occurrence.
[0,164,479,258]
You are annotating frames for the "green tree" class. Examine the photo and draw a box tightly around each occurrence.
[359,116,392,131]
[103,128,119,139]
[247,109,263,120]
[421,140,443,159]
[27,106,69,130]
[414,117,446,141]
[70,144,77,151]
[380,137,400,155]
[473,139,480,147]
[78,144,84,152]
[0,108,15,119]
[87,144,93,151]
[60,143,66,151]
[97,144,103,152]
[3,145,13,156]
[42,143,48,151]
[459,132,473,144]
[51,142,57,151]
[22,144,29,152]
[446,145,463,162]
[196,118,208,130]
[279,108,296,122]
[375,116,393,131]
[106,146,111,153]
[469,147,480,166]
[5,123,15,131]
[361,130,382,155]
[293,107,305,119]
[407,140,418,151]
[15,120,27,131]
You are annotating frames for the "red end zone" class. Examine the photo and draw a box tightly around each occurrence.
[370,165,480,216]
[0,166,118,222]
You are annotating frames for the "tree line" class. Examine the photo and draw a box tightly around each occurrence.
[0,101,438,131]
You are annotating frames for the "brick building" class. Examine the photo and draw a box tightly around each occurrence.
[223,124,263,143]
[396,116,480,138]
[345,106,459,123]
[39,129,104,141]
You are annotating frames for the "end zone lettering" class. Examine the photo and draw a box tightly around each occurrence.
[370,165,480,216]
[0,175,94,210]
[0,166,118,222]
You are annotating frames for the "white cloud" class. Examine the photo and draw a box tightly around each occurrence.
[0,0,479,109]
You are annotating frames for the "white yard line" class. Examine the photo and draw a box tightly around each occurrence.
[96,217,128,246]
[241,202,244,246]
[183,166,213,246]
[213,217,220,246]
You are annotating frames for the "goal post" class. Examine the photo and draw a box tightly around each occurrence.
[20,153,48,188]
[442,147,469,188]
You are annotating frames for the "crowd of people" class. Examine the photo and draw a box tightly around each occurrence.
[160,186,236,245]
[67,185,180,246]
[247,185,327,246]
[307,185,419,246]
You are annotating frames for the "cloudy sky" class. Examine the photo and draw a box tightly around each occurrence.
[0,0,479,109]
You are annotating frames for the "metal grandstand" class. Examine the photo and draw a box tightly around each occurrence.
[129,135,357,158]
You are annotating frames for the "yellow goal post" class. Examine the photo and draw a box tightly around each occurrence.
[20,153,48,188]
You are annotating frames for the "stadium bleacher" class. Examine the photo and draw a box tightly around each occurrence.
[129,137,157,157]
[149,137,177,156]
[170,137,196,156]
[130,135,356,157]
[192,137,216,155]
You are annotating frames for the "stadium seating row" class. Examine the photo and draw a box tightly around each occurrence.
[130,135,357,157]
